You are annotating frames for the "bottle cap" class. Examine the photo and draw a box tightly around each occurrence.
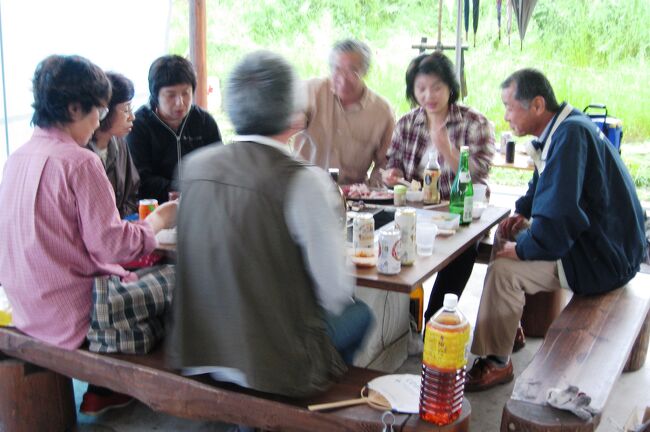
[443,293,458,310]
[394,185,407,194]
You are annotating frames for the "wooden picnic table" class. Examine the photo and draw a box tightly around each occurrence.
[492,151,535,171]
[157,205,510,295]
[351,205,510,294]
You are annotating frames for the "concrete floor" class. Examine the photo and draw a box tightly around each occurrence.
[74,185,649,431]
[74,260,650,431]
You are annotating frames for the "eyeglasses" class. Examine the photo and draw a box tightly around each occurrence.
[332,66,362,81]
[98,106,109,121]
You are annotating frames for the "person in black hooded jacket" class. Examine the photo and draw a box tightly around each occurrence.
[127,55,221,203]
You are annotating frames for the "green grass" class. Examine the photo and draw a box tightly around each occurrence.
[169,0,650,201]
[169,0,650,138]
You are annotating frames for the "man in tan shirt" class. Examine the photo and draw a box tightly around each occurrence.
[298,39,394,186]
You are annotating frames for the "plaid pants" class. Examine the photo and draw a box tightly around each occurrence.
[87,264,175,354]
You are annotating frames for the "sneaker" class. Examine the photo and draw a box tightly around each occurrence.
[465,357,514,392]
[80,390,134,416]
[512,326,526,353]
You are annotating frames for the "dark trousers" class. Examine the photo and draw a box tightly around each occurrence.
[423,241,479,324]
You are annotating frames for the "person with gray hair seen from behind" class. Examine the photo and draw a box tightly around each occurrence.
[296,39,394,186]
[465,68,646,392]
[167,51,371,398]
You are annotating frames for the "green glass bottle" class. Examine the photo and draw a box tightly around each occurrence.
[449,146,473,225]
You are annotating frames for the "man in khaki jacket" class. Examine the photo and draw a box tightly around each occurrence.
[297,39,394,186]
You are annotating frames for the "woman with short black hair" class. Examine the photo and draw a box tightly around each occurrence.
[127,55,222,203]
[383,52,495,320]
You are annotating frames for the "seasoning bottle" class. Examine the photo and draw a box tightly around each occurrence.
[422,151,441,205]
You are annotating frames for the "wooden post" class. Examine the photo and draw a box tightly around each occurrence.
[189,0,208,109]
[521,290,566,338]
[0,357,76,432]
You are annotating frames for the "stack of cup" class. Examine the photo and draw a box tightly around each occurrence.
[416,221,438,256]
[472,184,488,219]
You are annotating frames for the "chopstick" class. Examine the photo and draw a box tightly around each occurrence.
[422,202,448,210]
[308,397,369,411]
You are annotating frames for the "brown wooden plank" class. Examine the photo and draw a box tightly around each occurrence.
[189,0,208,109]
[0,358,76,432]
[501,399,597,432]
[624,309,649,371]
[511,273,650,413]
[402,399,471,432]
[0,328,469,431]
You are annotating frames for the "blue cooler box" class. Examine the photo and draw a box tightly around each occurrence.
[584,104,623,151]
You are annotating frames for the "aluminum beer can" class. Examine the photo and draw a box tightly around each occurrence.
[353,213,375,258]
[377,228,401,274]
[138,199,158,220]
[395,207,416,265]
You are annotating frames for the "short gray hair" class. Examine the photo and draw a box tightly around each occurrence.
[225,51,296,136]
[329,39,372,76]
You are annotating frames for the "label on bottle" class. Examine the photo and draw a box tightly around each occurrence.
[462,196,473,223]
[422,169,440,204]
[459,171,471,183]
[423,325,470,370]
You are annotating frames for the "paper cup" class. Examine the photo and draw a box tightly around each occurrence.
[473,184,487,204]
[416,222,438,256]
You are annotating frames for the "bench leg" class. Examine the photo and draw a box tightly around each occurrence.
[521,290,566,338]
[0,355,76,432]
[624,309,650,372]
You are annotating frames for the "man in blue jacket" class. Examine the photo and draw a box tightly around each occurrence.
[465,68,647,392]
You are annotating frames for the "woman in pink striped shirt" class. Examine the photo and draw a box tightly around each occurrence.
[0,55,177,414]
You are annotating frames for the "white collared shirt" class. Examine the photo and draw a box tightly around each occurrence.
[231,135,355,314]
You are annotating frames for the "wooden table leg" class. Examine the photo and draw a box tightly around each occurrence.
[521,290,566,338]
[0,355,76,432]
[624,309,649,372]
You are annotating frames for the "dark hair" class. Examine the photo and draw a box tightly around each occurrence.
[501,68,560,112]
[147,55,197,109]
[98,72,135,132]
[31,55,111,128]
[405,52,460,107]
[225,51,295,136]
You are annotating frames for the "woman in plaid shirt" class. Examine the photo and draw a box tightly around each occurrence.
[383,52,495,323]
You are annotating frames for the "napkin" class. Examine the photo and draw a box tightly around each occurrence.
[367,374,420,414]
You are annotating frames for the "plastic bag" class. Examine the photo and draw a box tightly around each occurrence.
[0,286,13,326]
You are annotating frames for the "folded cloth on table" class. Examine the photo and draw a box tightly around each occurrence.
[547,385,598,421]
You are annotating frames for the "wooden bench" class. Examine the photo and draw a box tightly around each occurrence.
[0,328,470,432]
[501,272,650,432]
